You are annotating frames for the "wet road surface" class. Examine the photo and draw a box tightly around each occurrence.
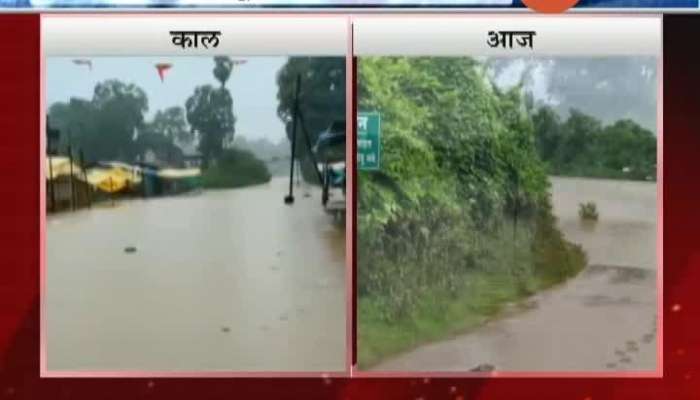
[46,177,346,372]
[373,177,658,372]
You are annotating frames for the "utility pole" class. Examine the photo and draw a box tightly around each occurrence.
[68,143,75,211]
[80,149,91,208]
[284,75,301,205]
[47,117,59,212]
[48,153,55,212]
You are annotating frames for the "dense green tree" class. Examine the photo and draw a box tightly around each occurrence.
[531,105,656,180]
[185,85,235,168]
[557,109,603,169]
[357,57,557,316]
[532,106,562,163]
[276,57,345,179]
[358,58,548,236]
[47,79,148,162]
[133,128,184,166]
[92,80,148,161]
[201,148,271,189]
[213,56,234,87]
[357,56,655,367]
[599,119,656,178]
[149,106,191,144]
[48,98,97,154]
[185,57,237,168]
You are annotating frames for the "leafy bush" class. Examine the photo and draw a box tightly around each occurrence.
[579,201,599,221]
[357,57,587,368]
[201,148,271,189]
[358,57,553,316]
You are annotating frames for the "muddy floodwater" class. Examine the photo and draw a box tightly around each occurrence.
[46,177,346,372]
[375,176,658,372]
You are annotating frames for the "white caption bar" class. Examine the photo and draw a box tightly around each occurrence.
[353,16,661,56]
[42,16,347,56]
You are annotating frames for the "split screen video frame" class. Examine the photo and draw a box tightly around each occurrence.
[41,14,661,377]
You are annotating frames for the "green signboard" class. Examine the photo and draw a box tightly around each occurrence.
[357,112,381,170]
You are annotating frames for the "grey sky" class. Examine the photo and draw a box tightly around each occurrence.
[47,56,289,142]
[488,56,658,133]
[490,58,551,102]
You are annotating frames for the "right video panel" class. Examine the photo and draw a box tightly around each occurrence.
[354,16,661,374]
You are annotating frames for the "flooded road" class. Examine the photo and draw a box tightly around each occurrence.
[374,177,658,372]
[46,177,346,372]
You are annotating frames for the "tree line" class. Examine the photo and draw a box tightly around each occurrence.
[532,106,656,181]
[48,57,237,168]
[48,56,345,185]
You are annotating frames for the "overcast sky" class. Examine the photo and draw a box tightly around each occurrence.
[488,56,658,133]
[47,56,289,142]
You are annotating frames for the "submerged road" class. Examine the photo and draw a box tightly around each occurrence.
[373,177,658,372]
[46,177,346,372]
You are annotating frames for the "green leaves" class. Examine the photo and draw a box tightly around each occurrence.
[185,84,235,167]
[48,79,149,162]
[532,105,657,180]
[276,57,346,154]
[213,56,234,87]
[184,57,241,168]
[357,57,555,319]
[149,106,191,144]
[201,148,271,189]
[358,57,549,239]
[358,58,588,363]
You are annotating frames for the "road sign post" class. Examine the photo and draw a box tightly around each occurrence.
[357,112,381,171]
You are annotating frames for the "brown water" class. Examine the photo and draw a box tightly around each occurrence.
[551,176,657,271]
[46,177,346,372]
[374,177,658,372]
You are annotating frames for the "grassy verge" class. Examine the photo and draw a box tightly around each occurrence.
[357,213,586,369]
[359,273,528,368]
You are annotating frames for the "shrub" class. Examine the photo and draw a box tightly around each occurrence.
[579,201,599,220]
[201,148,271,189]
[356,57,588,368]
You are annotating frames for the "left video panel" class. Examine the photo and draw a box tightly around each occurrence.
[41,15,349,376]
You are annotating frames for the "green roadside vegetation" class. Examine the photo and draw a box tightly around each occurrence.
[358,208,586,367]
[201,148,271,189]
[357,57,587,369]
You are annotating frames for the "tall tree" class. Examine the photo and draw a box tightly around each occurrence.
[185,58,237,168]
[47,79,148,162]
[599,119,656,178]
[558,108,603,169]
[531,105,656,180]
[532,106,563,163]
[276,57,345,177]
[213,56,234,87]
[134,127,184,166]
[185,85,235,167]
[92,80,148,161]
[150,106,191,144]
[48,98,97,154]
